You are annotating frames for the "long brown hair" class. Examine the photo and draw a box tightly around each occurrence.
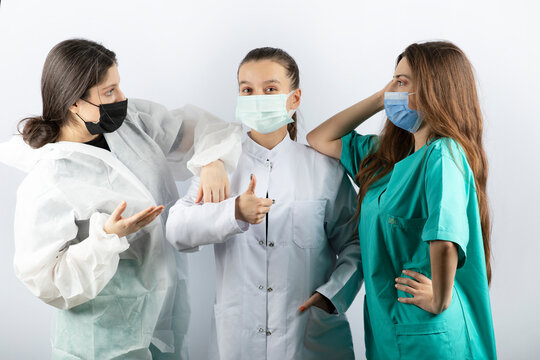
[355,41,492,283]
[18,39,117,148]
[238,47,300,141]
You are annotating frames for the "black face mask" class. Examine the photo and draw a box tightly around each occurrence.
[76,98,128,135]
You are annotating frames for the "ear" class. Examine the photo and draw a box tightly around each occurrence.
[68,100,80,115]
[289,89,302,110]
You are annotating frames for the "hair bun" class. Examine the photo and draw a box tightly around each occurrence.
[19,116,60,149]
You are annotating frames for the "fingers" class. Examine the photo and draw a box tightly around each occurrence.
[225,182,231,200]
[397,297,416,305]
[130,206,157,223]
[111,201,127,220]
[246,174,256,194]
[136,206,164,228]
[195,185,203,204]
[260,198,273,207]
[395,277,419,289]
[219,187,225,203]
[203,184,213,204]
[402,269,430,283]
[395,283,417,295]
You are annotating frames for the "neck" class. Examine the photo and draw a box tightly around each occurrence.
[413,126,430,152]
[57,116,99,143]
[250,126,288,150]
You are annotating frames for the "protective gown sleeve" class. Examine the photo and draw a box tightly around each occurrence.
[128,99,242,180]
[13,180,129,310]
[315,164,363,314]
[166,177,249,252]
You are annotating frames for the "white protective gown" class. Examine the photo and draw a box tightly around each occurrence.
[0,99,242,359]
[166,133,363,360]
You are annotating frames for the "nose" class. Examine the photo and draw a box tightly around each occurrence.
[117,88,126,101]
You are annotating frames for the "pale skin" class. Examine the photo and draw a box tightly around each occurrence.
[306,58,458,315]
[59,64,231,239]
[235,59,334,314]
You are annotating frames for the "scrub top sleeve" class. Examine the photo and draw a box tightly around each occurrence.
[421,147,470,268]
[340,131,378,179]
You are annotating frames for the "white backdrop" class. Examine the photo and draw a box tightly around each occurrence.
[1,0,539,359]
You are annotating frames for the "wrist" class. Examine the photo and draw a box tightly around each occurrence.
[234,196,243,221]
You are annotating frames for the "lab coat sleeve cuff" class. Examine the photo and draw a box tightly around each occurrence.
[315,285,342,314]
[88,212,130,253]
[228,196,249,233]
[187,123,243,176]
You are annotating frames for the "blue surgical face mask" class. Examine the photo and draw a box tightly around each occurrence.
[236,90,297,134]
[384,92,423,133]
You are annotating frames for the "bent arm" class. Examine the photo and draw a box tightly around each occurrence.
[315,167,363,314]
[307,91,384,159]
[429,240,458,313]
[129,99,242,180]
[14,189,129,310]
[166,177,248,251]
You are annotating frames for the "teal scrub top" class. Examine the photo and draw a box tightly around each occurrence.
[341,131,496,360]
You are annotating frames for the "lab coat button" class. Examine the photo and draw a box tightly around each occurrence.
[266,330,272,336]
[258,285,264,290]
[269,242,274,247]
[258,328,264,333]
[267,287,273,292]
[258,240,264,245]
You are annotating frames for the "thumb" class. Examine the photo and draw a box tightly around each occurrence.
[299,295,316,313]
[246,174,256,194]
[195,185,203,203]
[111,201,127,220]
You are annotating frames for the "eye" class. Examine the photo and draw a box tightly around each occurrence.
[241,88,252,94]
[397,80,404,87]
[106,88,115,96]
[265,87,277,93]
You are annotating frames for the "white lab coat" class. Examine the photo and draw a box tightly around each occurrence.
[166,133,363,360]
[0,99,242,359]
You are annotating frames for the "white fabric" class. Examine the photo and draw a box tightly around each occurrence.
[166,133,363,360]
[1,98,242,359]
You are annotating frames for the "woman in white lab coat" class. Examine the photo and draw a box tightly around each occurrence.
[166,47,362,360]
[0,39,241,359]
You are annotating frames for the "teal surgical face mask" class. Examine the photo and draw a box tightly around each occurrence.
[236,90,297,134]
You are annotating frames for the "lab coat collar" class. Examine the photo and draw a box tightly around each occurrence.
[244,131,294,163]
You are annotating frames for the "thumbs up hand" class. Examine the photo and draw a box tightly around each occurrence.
[235,174,273,224]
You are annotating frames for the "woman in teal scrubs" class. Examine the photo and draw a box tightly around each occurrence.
[307,41,496,359]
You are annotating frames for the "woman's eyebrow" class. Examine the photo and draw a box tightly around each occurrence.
[263,79,280,85]
[393,74,410,79]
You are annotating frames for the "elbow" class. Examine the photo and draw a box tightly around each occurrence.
[433,298,452,314]
[306,131,315,147]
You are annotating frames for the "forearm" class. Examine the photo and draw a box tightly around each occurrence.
[15,212,129,310]
[307,91,383,153]
[429,240,459,313]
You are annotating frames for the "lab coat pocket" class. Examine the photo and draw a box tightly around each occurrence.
[395,321,453,360]
[304,306,355,359]
[384,215,429,267]
[292,200,327,249]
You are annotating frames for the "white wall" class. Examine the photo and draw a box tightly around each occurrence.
[1,0,538,359]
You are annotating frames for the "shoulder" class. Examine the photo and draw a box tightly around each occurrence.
[294,141,345,177]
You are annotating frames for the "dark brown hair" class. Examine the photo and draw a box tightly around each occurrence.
[19,39,117,148]
[354,41,492,283]
[238,47,300,141]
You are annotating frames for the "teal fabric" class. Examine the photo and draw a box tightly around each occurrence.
[340,131,496,359]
